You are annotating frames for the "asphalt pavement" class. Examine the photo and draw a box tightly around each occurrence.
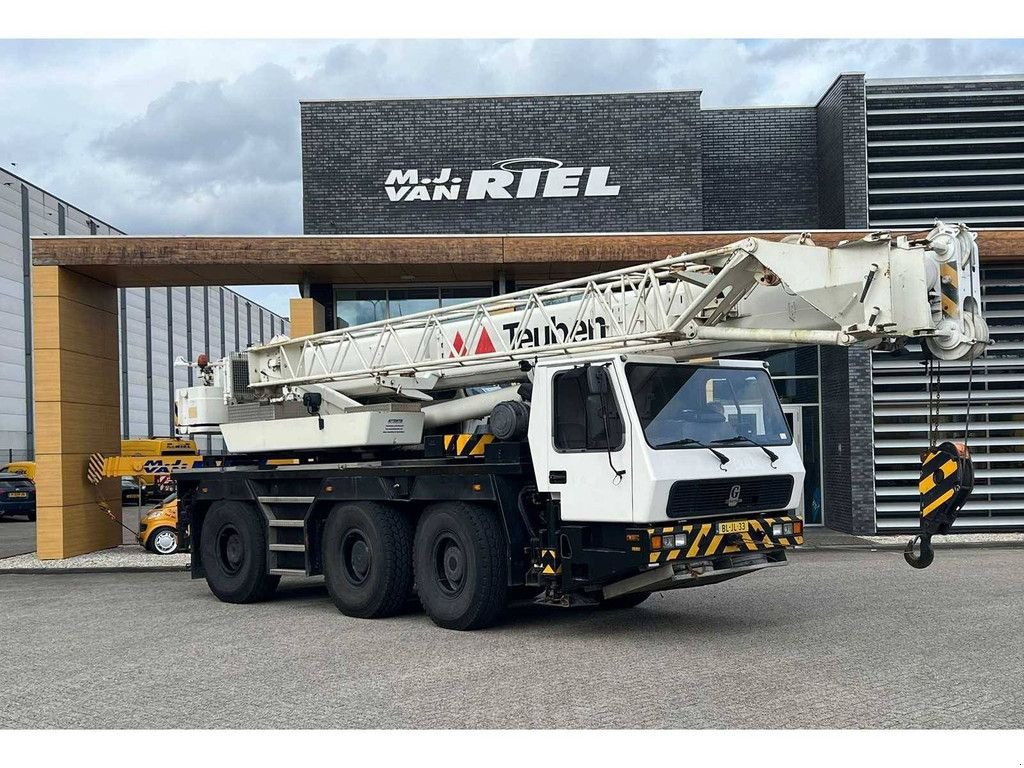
[0,518,35,558]
[1,546,1022,728]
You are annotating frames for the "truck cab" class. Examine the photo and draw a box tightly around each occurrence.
[529,355,804,525]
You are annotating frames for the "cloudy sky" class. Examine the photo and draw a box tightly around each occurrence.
[2,38,1022,314]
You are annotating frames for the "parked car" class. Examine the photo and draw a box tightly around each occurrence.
[139,493,182,555]
[0,472,36,521]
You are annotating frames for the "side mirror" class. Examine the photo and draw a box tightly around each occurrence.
[585,365,609,396]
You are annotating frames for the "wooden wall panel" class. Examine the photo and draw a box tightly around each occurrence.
[32,265,122,559]
[289,298,326,338]
[34,348,122,407]
[32,295,119,361]
[34,453,121,508]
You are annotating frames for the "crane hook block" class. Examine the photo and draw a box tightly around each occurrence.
[904,441,974,569]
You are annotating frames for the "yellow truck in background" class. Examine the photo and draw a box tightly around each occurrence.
[1,461,35,481]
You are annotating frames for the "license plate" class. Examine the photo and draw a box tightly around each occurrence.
[717,520,749,535]
[9,492,27,498]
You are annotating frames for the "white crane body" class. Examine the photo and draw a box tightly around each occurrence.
[171,223,988,628]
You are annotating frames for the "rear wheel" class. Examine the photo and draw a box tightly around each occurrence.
[414,502,507,631]
[200,501,279,603]
[322,502,414,619]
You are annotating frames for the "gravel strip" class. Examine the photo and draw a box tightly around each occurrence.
[0,544,190,571]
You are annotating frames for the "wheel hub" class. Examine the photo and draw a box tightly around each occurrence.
[342,531,372,585]
[153,530,176,554]
[434,534,466,596]
[218,526,244,574]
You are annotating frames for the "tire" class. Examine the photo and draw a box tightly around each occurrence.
[322,501,414,619]
[414,502,508,631]
[199,501,280,603]
[26,511,36,522]
[150,526,179,555]
[600,591,651,609]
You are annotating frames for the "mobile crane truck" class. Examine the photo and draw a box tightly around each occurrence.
[172,223,988,630]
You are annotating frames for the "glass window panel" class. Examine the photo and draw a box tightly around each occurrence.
[440,285,490,307]
[772,377,819,404]
[741,347,819,377]
[388,288,440,318]
[336,288,388,329]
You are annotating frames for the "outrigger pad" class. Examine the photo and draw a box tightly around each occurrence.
[905,441,974,569]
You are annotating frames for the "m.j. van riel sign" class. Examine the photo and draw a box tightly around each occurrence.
[384,157,621,202]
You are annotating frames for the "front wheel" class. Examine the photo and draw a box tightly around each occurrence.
[149,526,179,555]
[199,501,279,603]
[414,502,508,631]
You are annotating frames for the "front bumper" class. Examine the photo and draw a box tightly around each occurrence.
[644,514,803,566]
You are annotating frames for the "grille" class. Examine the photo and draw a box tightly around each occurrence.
[230,353,257,403]
[666,476,794,519]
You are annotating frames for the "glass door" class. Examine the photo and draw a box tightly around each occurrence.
[781,405,805,521]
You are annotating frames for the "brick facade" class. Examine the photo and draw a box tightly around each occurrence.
[816,74,869,228]
[302,91,704,235]
[302,88,871,235]
[701,107,819,229]
[819,346,877,533]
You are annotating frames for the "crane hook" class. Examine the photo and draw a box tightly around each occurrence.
[904,534,934,569]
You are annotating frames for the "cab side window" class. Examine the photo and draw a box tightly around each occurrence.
[552,368,624,452]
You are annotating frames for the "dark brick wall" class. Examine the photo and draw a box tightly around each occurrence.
[816,74,868,228]
[819,346,877,533]
[302,92,704,235]
[701,108,819,229]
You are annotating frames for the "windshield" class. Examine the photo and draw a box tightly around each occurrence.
[625,363,791,449]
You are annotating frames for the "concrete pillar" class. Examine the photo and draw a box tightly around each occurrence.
[289,297,326,338]
[32,266,122,559]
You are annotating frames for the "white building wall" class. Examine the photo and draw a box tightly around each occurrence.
[0,176,27,459]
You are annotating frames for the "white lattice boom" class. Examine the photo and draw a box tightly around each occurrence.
[247,224,986,401]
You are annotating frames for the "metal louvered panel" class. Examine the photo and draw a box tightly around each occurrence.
[872,264,1024,531]
[865,77,1024,228]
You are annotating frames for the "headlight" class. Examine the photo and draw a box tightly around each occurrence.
[772,524,783,536]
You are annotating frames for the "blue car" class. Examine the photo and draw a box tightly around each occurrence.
[0,472,36,521]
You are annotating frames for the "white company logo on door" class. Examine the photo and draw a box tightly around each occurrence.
[383,157,621,202]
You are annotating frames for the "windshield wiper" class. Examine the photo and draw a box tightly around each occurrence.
[711,435,779,465]
[656,438,730,469]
